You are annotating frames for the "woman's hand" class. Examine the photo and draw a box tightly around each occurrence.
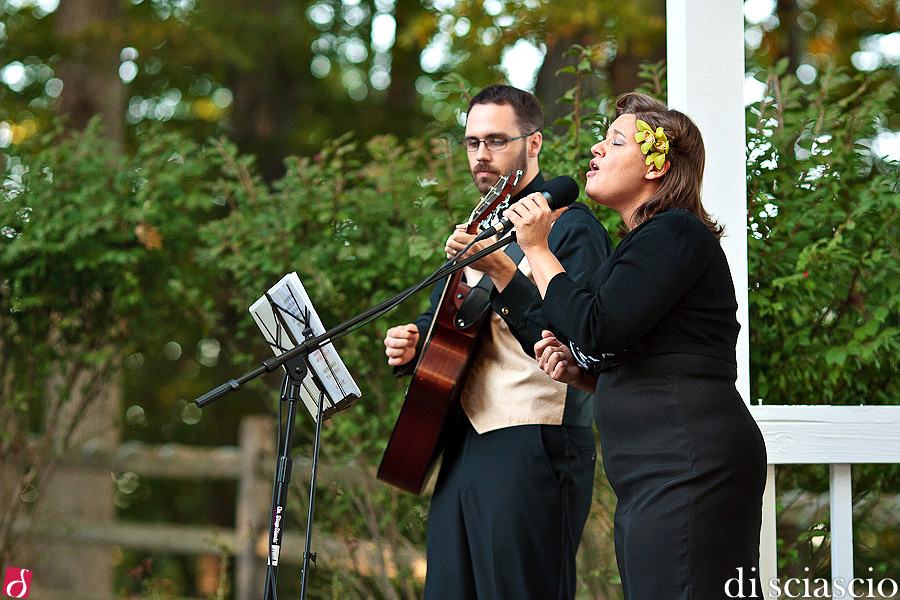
[502,192,565,253]
[534,330,597,393]
[502,194,567,297]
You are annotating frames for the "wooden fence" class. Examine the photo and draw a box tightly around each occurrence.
[23,415,424,600]
[20,410,900,599]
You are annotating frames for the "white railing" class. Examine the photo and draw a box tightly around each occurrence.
[750,405,900,597]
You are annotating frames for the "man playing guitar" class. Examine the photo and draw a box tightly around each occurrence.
[383,84,611,600]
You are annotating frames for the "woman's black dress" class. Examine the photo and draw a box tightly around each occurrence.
[541,208,767,600]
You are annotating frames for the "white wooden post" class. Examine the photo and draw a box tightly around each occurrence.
[759,464,779,596]
[828,463,854,586]
[666,0,750,403]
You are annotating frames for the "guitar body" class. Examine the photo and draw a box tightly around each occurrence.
[377,171,521,494]
[376,274,484,494]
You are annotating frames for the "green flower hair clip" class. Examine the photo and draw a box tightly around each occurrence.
[635,119,669,170]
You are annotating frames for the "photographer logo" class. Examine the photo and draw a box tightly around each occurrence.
[3,568,31,599]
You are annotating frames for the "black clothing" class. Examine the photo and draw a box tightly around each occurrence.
[403,172,612,428]
[397,172,612,599]
[595,354,766,599]
[491,201,613,426]
[545,207,740,364]
[542,208,767,600]
[424,419,596,600]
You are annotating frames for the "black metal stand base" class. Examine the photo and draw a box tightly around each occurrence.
[263,355,325,600]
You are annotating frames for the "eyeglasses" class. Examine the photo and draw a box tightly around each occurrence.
[458,130,539,152]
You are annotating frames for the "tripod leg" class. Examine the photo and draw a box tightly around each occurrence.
[299,390,325,600]
[263,377,302,600]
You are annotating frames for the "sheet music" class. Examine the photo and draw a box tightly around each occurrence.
[249,272,361,421]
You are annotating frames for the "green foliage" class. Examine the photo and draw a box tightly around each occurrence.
[0,119,222,415]
[747,0,900,133]
[4,52,900,596]
[548,44,611,164]
[426,0,666,89]
[197,130,474,459]
[746,66,900,406]
[1,118,222,354]
[0,117,229,566]
[745,65,900,579]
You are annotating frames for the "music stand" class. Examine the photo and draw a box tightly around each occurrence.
[249,272,360,600]
[194,238,516,596]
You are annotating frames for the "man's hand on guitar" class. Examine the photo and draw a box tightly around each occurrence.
[445,224,518,291]
[384,323,420,367]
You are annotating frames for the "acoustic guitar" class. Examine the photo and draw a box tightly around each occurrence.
[377,170,522,494]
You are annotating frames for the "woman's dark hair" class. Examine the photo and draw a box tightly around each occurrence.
[468,84,544,135]
[615,92,723,238]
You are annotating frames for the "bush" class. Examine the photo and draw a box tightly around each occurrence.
[3,58,898,597]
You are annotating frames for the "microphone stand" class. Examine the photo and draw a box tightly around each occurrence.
[194,233,516,409]
[263,349,307,600]
[193,233,517,597]
[261,350,326,600]
[262,312,331,600]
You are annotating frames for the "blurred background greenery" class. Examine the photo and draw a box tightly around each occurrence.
[1,1,899,598]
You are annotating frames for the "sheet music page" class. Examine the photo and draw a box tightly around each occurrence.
[249,272,361,421]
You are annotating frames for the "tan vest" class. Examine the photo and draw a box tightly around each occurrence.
[459,257,568,434]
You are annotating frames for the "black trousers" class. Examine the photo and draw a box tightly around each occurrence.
[423,416,596,600]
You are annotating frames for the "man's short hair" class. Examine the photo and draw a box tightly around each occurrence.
[468,84,543,134]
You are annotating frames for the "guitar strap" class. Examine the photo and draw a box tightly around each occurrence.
[454,241,525,330]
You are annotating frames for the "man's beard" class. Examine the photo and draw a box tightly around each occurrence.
[470,147,528,195]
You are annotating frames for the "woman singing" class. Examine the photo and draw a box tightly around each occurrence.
[503,92,767,600]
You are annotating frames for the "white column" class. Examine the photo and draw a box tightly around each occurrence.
[829,464,854,587]
[759,464,778,596]
[666,0,750,403]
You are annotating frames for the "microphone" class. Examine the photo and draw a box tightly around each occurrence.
[473,175,580,241]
